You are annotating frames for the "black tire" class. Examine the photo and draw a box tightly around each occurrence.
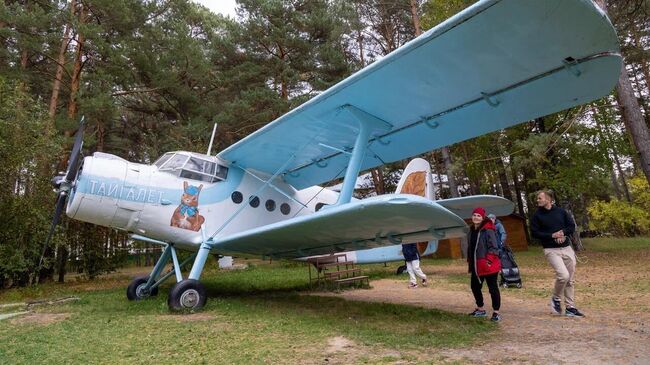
[126,276,159,301]
[167,279,207,312]
[396,264,407,275]
[515,282,523,288]
[501,283,508,288]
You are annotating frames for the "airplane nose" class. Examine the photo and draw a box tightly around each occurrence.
[41,117,85,268]
[51,174,66,190]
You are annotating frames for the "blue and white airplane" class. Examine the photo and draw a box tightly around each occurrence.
[47,0,621,311]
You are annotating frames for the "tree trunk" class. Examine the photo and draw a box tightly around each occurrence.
[56,244,68,283]
[615,65,650,184]
[594,114,631,202]
[512,169,532,244]
[370,168,385,195]
[496,156,513,201]
[409,0,421,36]
[595,0,650,184]
[49,0,75,121]
[610,168,622,200]
[67,3,86,120]
[441,147,459,197]
[613,152,632,202]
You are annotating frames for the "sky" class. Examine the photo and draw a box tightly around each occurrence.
[192,0,238,18]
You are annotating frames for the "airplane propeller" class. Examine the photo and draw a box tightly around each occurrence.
[39,116,86,268]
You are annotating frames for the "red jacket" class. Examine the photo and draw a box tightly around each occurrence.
[468,220,502,277]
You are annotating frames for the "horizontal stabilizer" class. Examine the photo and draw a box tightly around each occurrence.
[436,195,514,219]
[212,195,468,258]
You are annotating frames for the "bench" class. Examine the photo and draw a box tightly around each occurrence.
[334,276,369,290]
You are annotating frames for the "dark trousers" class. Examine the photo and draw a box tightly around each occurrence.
[470,271,501,311]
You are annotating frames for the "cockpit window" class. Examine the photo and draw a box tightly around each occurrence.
[159,154,189,171]
[179,157,228,183]
[153,153,174,168]
[157,153,228,183]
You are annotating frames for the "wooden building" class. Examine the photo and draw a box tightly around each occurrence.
[430,214,529,259]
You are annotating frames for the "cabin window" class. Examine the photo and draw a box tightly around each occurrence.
[280,203,291,215]
[249,196,260,208]
[231,191,243,204]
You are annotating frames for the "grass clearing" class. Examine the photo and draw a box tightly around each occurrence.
[1,236,648,364]
[0,258,495,364]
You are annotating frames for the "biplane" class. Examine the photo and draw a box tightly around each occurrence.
[46,0,621,311]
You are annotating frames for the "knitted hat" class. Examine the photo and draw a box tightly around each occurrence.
[472,207,486,217]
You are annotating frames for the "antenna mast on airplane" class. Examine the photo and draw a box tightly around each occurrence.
[206,123,218,156]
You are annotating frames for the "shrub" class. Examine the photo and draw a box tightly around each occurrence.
[588,199,650,236]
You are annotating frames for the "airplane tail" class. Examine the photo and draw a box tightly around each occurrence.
[394,158,436,255]
[394,158,435,200]
[395,158,515,219]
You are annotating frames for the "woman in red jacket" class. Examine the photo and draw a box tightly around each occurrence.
[467,207,503,322]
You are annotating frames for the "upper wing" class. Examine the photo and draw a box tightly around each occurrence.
[211,194,468,258]
[218,0,621,189]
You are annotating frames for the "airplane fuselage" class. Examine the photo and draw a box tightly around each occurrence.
[67,151,340,253]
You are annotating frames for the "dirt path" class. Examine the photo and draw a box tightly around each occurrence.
[317,279,650,364]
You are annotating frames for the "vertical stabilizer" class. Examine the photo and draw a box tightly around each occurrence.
[394,158,436,255]
[395,158,434,200]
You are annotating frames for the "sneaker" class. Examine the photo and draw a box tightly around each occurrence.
[408,283,418,289]
[491,312,502,322]
[469,309,487,317]
[550,297,562,314]
[421,279,428,287]
[565,307,585,317]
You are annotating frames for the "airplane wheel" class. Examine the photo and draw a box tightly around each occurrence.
[127,276,159,301]
[396,265,407,275]
[168,279,207,312]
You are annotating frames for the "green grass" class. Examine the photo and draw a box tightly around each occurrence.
[0,262,495,365]
[4,236,648,364]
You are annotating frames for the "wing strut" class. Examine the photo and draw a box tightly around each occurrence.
[186,153,300,281]
[333,105,392,206]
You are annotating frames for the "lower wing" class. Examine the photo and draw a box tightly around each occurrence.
[436,195,514,219]
[212,194,468,259]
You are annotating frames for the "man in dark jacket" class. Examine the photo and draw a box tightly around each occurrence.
[531,190,584,317]
[402,242,427,288]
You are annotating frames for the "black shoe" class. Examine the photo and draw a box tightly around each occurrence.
[550,297,562,314]
[469,309,487,317]
[491,312,502,322]
[565,307,585,317]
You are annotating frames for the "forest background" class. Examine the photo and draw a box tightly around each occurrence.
[1,0,649,288]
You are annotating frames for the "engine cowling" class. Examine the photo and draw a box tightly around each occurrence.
[67,153,152,232]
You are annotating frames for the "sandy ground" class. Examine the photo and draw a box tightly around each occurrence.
[315,279,650,365]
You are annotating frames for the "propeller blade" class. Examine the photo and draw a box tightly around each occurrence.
[65,116,85,182]
[40,116,86,271]
[38,190,68,267]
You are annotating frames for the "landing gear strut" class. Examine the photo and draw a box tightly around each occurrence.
[125,242,199,310]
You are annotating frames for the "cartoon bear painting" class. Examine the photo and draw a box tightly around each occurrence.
[170,181,205,231]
